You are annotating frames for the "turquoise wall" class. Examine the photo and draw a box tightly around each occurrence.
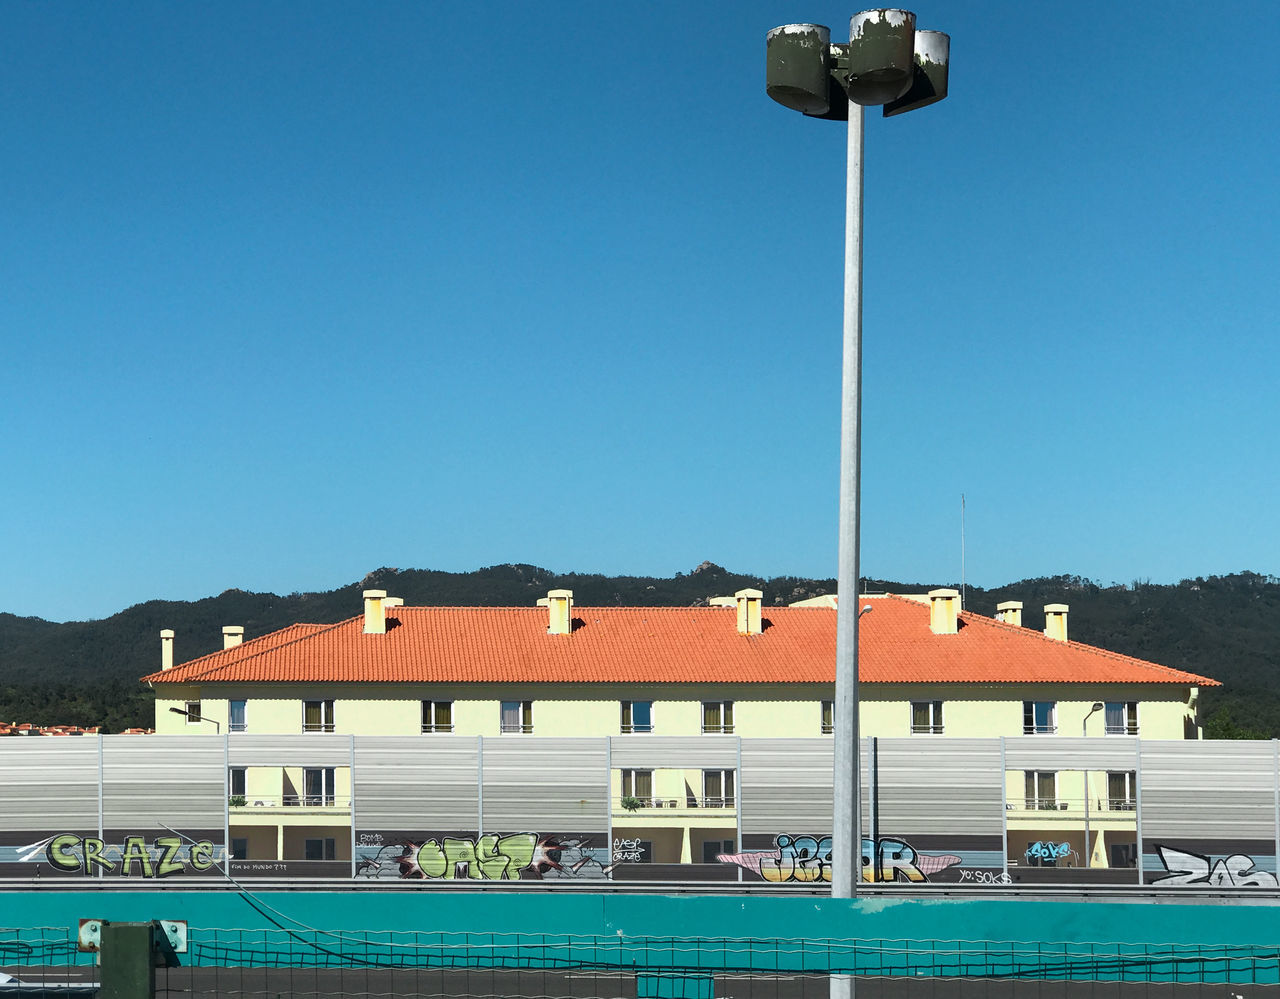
[6,891,1277,982]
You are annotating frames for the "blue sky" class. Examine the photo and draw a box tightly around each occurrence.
[3,2,1277,622]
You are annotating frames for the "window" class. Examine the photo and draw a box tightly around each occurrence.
[702,701,734,734]
[183,701,202,726]
[1023,701,1057,735]
[421,700,454,733]
[229,700,247,733]
[230,837,249,861]
[621,700,654,734]
[500,700,533,734]
[703,769,736,808]
[911,700,944,735]
[304,837,336,861]
[621,769,653,806]
[1107,770,1137,810]
[303,700,334,733]
[1023,770,1059,810]
[228,767,246,797]
[821,700,834,735]
[303,767,336,806]
[1105,701,1139,736]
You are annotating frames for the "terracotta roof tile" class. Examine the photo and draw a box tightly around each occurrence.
[142,595,1218,688]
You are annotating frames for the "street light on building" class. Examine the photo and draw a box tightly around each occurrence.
[1082,701,1105,867]
[169,706,221,734]
[764,7,950,932]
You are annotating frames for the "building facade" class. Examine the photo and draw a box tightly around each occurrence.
[141,588,1217,873]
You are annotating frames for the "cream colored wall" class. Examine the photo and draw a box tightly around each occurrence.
[155,682,1199,740]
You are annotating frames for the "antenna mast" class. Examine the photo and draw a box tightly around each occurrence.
[960,493,966,610]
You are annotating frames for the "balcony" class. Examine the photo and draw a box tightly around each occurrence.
[614,796,737,814]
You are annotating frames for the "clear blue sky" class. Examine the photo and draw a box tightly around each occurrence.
[3,2,1277,622]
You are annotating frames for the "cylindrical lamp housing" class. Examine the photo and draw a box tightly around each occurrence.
[884,29,950,117]
[766,23,833,116]
[845,9,916,106]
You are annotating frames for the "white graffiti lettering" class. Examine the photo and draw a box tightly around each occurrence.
[1151,846,1279,888]
[959,869,1012,885]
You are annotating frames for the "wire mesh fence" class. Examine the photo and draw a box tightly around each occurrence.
[4,925,1280,999]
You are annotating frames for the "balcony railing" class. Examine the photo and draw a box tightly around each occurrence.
[302,723,335,734]
[499,723,534,734]
[614,796,737,811]
[911,723,944,735]
[420,723,455,734]
[282,794,351,808]
[1022,724,1057,735]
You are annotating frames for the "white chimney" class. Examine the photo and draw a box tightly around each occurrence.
[384,596,404,609]
[160,629,175,671]
[537,589,574,635]
[222,626,244,649]
[735,588,763,635]
[928,588,960,635]
[1044,603,1069,642]
[995,601,1023,627]
[363,589,387,635]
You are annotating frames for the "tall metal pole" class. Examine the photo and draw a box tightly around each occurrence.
[831,93,865,999]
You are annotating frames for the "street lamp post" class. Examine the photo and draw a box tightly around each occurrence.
[169,706,221,734]
[765,17,948,992]
[1082,701,1105,867]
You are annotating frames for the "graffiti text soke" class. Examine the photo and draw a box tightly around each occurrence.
[1025,841,1072,864]
[1151,846,1279,888]
[45,834,216,877]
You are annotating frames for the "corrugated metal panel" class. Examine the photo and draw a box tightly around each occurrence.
[609,735,739,769]
[1004,736,1142,772]
[227,734,353,766]
[101,736,225,828]
[353,736,479,829]
[1141,740,1276,840]
[0,739,100,830]
[481,738,608,831]
[740,738,833,834]
[872,738,1003,837]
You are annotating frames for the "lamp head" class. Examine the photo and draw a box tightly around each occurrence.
[844,9,917,106]
[765,24,834,116]
[883,29,950,117]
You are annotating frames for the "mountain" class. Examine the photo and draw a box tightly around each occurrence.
[1,566,1277,736]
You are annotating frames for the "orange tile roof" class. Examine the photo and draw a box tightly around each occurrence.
[142,595,1218,688]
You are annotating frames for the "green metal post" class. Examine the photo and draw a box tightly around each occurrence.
[99,921,156,999]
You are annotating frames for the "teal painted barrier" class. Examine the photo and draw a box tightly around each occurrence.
[3,890,1279,984]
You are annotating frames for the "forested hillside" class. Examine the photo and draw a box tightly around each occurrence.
[1,565,1276,736]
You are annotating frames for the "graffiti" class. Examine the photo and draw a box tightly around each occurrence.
[1025,841,1073,865]
[612,837,644,864]
[1151,846,1279,888]
[355,833,613,880]
[718,835,961,883]
[357,832,384,847]
[959,869,1012,885]
[27,834,221,877]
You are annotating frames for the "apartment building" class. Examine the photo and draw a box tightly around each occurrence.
[141,588,1217,870]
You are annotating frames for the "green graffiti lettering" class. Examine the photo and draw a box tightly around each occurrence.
[189,841,214,871]
[475,834,510,880]
[442,837,478,879]
[46,834,83,872]
[119,836,154,878]
[494,833,537,879]
[416,840,446,878]
[83,837,116,874]
[154,837,185,877]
